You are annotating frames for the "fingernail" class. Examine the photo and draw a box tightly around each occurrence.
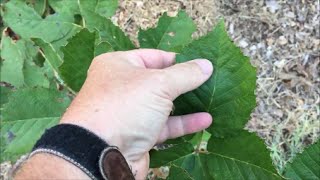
[194,59,213,75]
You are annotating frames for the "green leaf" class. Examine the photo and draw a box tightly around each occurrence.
[49,0,117,19]
[283,140,320,180]
[173,21,256,137]
[59,29,96,92]
[48,0,80,16]
[79,0,135,50]
[2,0,81,49]
[167,153,281,180]
[149,20,275,180]
[167,165,193,180]
[0,86,13,109]
[207,130,277,173]
[150,142,194,168]
[25,0,47,16]
[33,38,63,74]
[94,41,114,56]
[158,131,280,179]
[0,87,71,162]
[0,36,24,87]
[94,0,118,18]
[0,36,49,88]
[138,11,196,52]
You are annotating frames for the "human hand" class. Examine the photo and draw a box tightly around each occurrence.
[60,49,213,179]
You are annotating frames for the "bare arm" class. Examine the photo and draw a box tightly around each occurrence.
[15,154,89,179]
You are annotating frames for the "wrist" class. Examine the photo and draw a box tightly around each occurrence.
[30,124,135,179]
[15,153,89,179]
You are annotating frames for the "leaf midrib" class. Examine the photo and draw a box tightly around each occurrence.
[169,151,281,179]
[156,15,174,49]
[1,117,60,123]
[207,152,281,178]
[7,16,81,28]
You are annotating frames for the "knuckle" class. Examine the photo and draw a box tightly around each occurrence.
[149,70,168,84]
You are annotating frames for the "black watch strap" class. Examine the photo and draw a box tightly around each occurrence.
[31,124,135,180]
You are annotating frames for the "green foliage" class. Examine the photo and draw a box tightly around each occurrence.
[0,0,318,179]
[138,11,196,52]
[173,21,256,138]
[0,86,12,109]
[207,131,276,173]
[1,0,81,49]
[283,141,320,180]
[0,88,71,161]
[1,36,49,88]
[59,29,96,92]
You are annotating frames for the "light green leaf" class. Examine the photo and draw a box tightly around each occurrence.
[173,21,256,137]
[94,0,118,18]
[33,38,63,74]
[25,0,47,16]
[0,36,49,88]
[2,0,81,49]
[59,29,96,92]
[283,140,320,180]
[79,0,135,50]
[138,11,196,52]
[48,0,80,16]
[0,36,24,87]
[49,0,117,19]
[0,87,71,162]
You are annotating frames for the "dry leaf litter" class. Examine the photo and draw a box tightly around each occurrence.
[1,0,319,179]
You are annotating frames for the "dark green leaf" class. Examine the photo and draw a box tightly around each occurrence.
[59,29,96,92]
[94,41,114,56]
[138,11,196,52]
[167,165,193,180]
[168,153,281,180]
[173,21,256,137]
[283,140,320,180]
[150,142,194,168]
[0,87,71,162]
[0,86,13,108]
[207,130,277,173]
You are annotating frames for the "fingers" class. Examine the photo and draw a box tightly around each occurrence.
[126,49,176,69]
[162,59,213,99]
[157,112,212,143]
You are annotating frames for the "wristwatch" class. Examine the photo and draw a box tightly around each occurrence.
[31,124,135,180]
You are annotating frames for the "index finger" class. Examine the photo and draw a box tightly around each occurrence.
[126,49,176,69]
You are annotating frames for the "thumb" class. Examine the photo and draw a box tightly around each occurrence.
[163,59,213,100]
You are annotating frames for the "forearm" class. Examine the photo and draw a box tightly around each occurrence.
[15,154,89,179]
